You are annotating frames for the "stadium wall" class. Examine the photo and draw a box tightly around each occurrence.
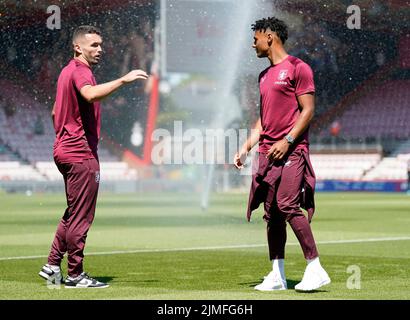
[316,180,408,192]
[0,179,197,194]
[2,179,407,194]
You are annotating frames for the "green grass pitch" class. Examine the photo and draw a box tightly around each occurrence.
[0,191,409,300]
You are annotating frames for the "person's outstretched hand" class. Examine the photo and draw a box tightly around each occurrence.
[121,70,149,83]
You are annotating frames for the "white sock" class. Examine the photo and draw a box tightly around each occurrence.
[306,257,321,269]
[47,264,61,272]
[272,259,285,280]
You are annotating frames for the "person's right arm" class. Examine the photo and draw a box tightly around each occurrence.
[80,69,149,103]
[233,118,262,169]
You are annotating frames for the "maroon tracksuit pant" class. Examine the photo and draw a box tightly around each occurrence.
[263,149,318,260]
[247,148,319,260]
[48,158,100,277]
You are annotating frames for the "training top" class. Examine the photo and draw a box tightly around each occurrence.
[258,55,315,153]
[53,59,101,163]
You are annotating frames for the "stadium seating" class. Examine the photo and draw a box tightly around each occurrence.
[310,153,409,181]
[35,161,138,182]
[310,153,381,180]
[0,160,139,182]
[99,162,138,181]
[363,156,409,181]
[0,142,19,161]
[0,79,140,182]
[392,139,410,155]
[335,80,410,139]
[0,161,46,181]
[0,79,119,163]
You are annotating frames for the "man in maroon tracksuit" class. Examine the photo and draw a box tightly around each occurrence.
[234,17,330,292]
[39,25,148,288]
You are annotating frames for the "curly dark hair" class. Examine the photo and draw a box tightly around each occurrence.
[251,17,288,44]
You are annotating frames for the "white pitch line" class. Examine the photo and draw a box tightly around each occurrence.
[1,236,410,262]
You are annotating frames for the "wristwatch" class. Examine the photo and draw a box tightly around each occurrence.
[284,134,295,145]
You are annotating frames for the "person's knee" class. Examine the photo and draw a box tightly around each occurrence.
[277,200,303,221]
[66,230,87,248]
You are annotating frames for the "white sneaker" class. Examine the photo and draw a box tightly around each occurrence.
[38,264,64,284]
[65,272,109,288]
[254,271,287,291]
[295,264,331,292]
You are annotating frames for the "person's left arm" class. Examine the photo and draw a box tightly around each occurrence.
[266,93,315,161]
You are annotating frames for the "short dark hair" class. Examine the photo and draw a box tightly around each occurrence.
[251,17,288,44]
[72,25,101,42]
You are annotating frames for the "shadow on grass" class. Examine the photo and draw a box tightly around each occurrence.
[114,279,160,284]
[240,278,299,288]
[94,276,115,284]
[294,289,330,293]
[241,279,329,293]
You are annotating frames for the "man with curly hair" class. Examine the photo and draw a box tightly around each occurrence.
[234,17,330,292]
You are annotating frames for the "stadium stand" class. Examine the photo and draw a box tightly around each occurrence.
[35,161,138,182]
[0,79,140,182]
[334,80,410,139]
[0,79,119,163]
[392,139,410,155]
[0,161,46,181]
[0,5,157,185]
[0,141,19,161]
[0,1,408,191]
[310,153,409,181]
[310,153,382,181]
[363,156,408,181]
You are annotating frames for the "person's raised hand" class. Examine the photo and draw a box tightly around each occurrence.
[121,69,149,83]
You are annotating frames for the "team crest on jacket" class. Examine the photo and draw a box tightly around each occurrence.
[278,70,288,80]
[95,171,100,183]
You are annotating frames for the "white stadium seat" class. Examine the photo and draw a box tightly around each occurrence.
[311,153,408,181]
